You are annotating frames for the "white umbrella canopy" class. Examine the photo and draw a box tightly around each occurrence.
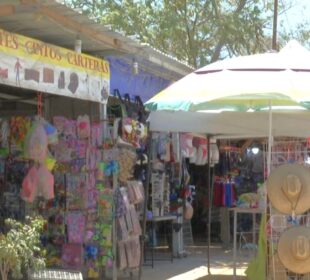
[148,110,310,138]
[146,40,310,112]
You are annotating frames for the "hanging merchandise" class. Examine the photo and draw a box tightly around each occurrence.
[10,116,31,149]
[213,178,236,208]
[66,212,86,244]
[126,180,144,205]
[77,115,91,139]
[115,183,144,271]
[0,119,9,151]
[117,147,136,183]
[193,137,208,166]
[61,243,83,269]
[267,163,310,215]
[210,138,220,166]
[44,121,58,145]
[184,201,194,220]
[180,133,195,158]
[24,120,48,163]
[171,133,180,163]
[277,226,310,275]
[120,117,147,148]
[0,90,150,279]
[151,172,165,217]
[21,164,54,203]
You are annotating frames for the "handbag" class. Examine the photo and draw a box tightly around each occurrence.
[134,95,148,123]
[107,89,127,119]
[124,93,138,120]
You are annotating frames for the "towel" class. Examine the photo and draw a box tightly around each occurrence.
[245,214,266,280]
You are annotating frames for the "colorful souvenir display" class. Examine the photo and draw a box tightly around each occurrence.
[0,108,149,279]
[116,183,143,271]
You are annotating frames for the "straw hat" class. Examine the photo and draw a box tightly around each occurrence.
[278,226,310,274]
[266,164,310,215]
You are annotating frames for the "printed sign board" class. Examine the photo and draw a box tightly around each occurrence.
[0,28,110,103]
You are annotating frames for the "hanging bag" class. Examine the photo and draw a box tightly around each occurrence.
[134,95,148,123]
[107,89,127,120]
[124,93,138,120]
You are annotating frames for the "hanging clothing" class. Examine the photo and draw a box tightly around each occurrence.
[213,181,236,207]
[213,182,224,207]
[223,182,235,207]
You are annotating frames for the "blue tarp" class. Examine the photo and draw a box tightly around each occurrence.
[107,56,172,102]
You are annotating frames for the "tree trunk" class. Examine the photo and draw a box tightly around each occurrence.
[0,267,8,280]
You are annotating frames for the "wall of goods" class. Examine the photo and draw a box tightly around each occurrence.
[0,100,148,278]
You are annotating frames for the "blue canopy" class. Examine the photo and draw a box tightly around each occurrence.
[107,56,171,102]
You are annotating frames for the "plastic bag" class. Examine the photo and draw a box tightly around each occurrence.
[24,121,48,163]
[37,164,55,200]
[21,164,54,202]
[21,166,38,203]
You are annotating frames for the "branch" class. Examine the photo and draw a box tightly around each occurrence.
[210,0,249,62]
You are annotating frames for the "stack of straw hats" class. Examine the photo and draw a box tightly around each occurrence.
[267,164,310,276]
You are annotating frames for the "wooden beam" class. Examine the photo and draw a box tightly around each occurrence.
[39,6,134,53]
[0,5,15,16]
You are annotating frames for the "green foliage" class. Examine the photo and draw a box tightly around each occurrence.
[66,0,307,68]
[66,0,275,67]
[0,216,46,280]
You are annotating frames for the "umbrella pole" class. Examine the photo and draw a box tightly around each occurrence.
[139,126,152,280]
[267,101,273,176]
[207,135,211,275]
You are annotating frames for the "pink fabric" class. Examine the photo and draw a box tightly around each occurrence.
[24,122,48,163]
[180,133,195,157]
[192,137,207,148]
[37,164,54,200]
[21,164,54,202]
[21,166,38,203]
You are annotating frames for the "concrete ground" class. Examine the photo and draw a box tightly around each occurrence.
[141,245,249,280]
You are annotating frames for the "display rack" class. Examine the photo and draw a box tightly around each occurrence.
[266,138,310,280]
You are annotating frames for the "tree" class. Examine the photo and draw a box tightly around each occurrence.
[0,216,46,280]
[66,0,300,68]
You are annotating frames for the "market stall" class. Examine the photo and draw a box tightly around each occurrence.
[0,27,141,280]
[144,40,310,279]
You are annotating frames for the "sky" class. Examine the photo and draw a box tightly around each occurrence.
[278,0,310,33]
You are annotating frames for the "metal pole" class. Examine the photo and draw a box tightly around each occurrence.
[139,125,152,280]
[272,0,278,50]
[233,209,237,280]
[112,171,117,280]
[207,135,211,275]
[267,101,273,176]
[100,102,117,280]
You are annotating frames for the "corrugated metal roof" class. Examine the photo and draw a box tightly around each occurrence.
[0,0,193,79]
